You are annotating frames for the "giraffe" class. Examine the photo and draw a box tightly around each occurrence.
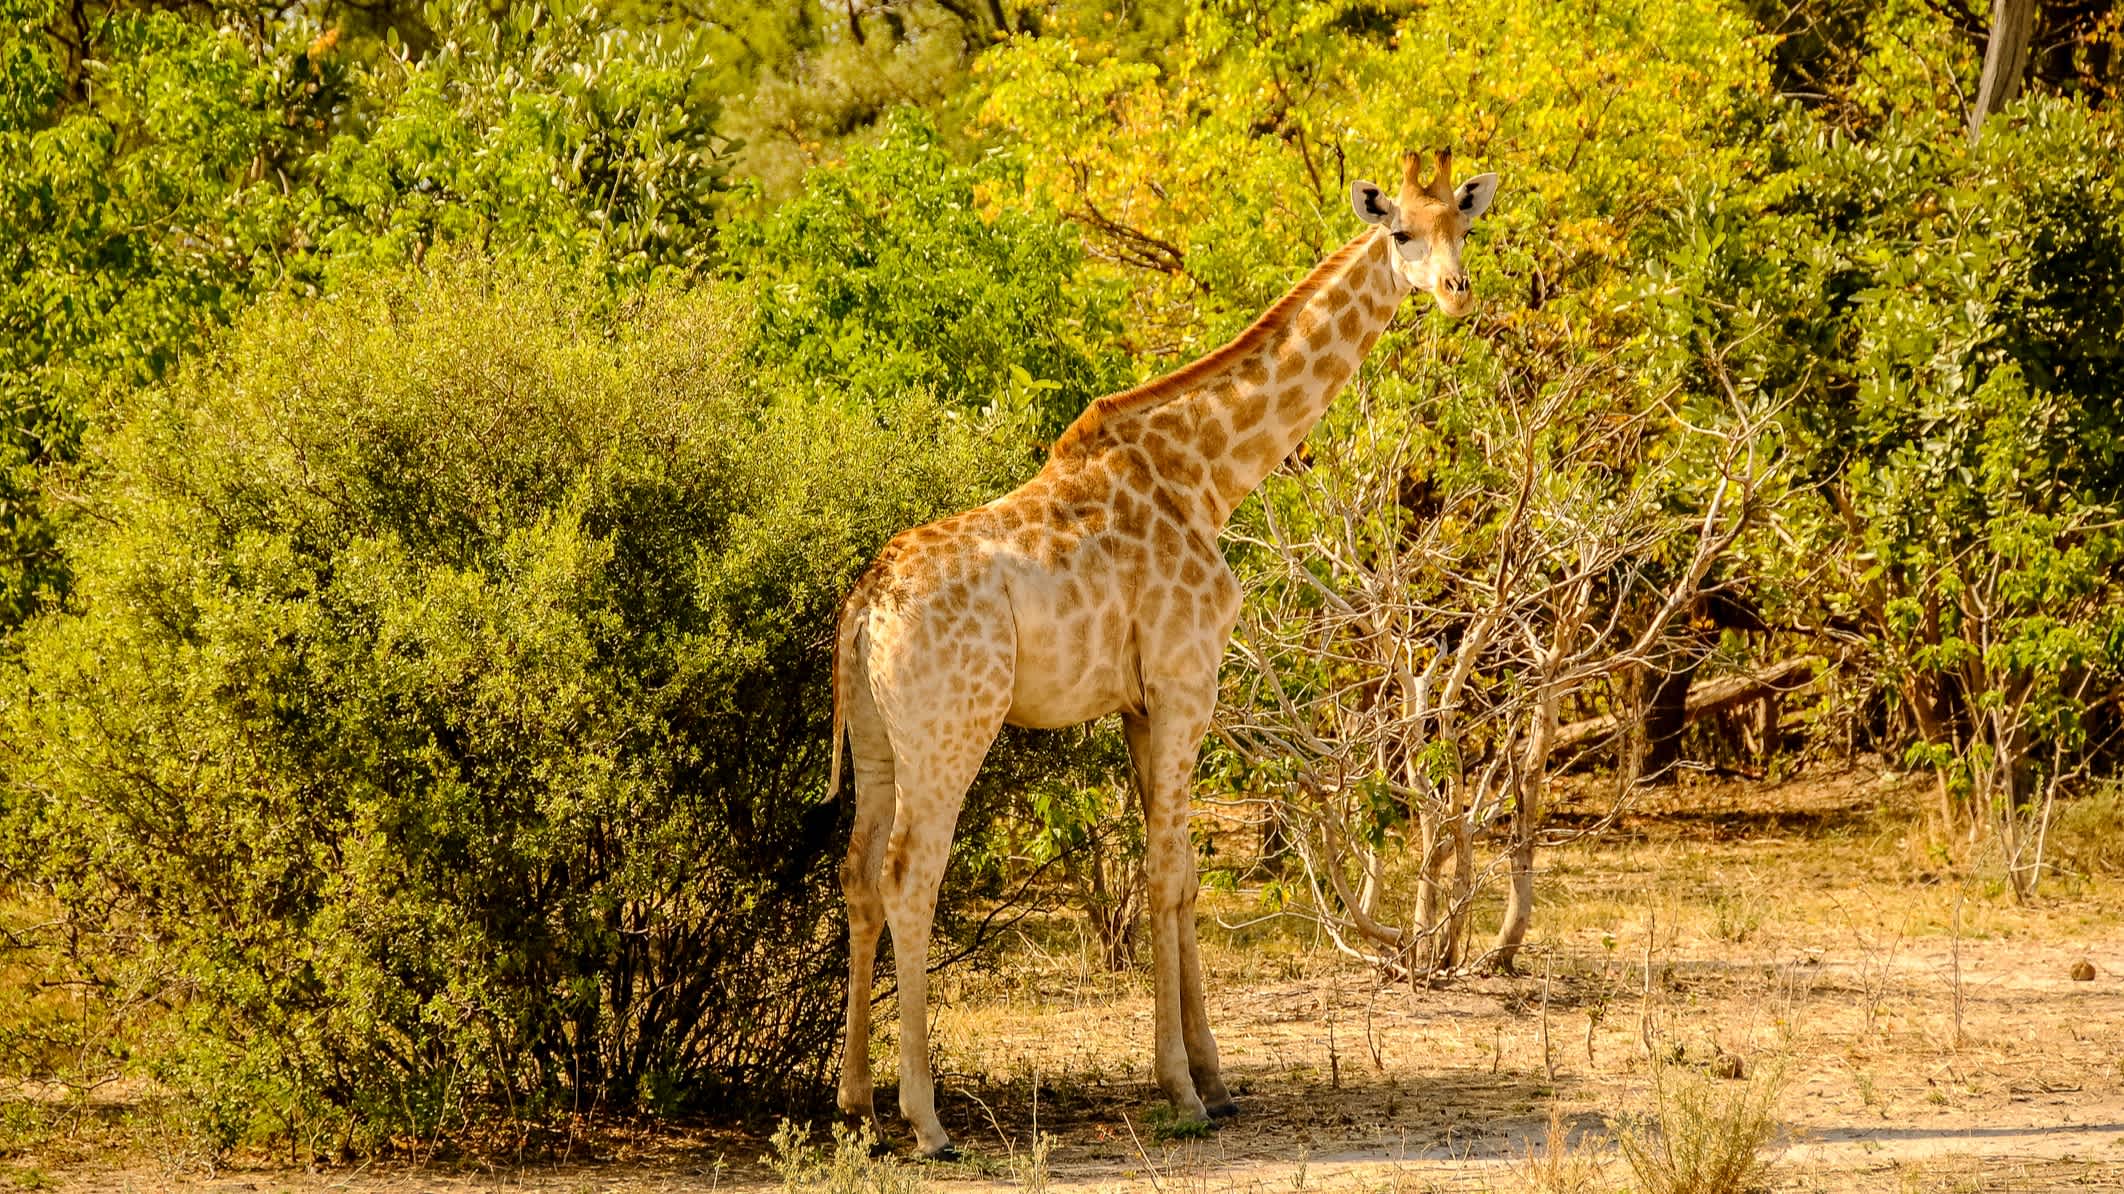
[829,149,1501,1157]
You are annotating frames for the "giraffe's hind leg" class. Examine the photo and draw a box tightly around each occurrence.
[877,687,1009,1159]
[853,575,1014,1159]
[838,661,896,1123]
[877,743,995,1160]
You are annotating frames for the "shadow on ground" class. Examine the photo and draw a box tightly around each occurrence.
[904,1063,1603,1173]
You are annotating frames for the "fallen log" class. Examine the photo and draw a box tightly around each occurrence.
[1552,655,1826,757]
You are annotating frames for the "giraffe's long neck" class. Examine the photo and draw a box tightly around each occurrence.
[1045,228,1405,529]
[1177,229,1402,526]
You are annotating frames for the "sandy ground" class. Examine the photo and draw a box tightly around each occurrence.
[15,763,2124,1192]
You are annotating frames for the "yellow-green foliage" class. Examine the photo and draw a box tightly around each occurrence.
[976,0,1770,351]
[0,0,738,629]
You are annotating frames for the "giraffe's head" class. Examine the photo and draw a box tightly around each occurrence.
[1349,149,1500,318]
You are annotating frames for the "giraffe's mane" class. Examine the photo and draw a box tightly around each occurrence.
[1048,228,1379,459]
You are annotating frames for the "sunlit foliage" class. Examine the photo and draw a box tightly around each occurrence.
[1,0,2121,1148]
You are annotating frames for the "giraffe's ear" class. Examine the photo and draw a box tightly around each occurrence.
[1350,179,1397,226]
[1454,173,1500,223]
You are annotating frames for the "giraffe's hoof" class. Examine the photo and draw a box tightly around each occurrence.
[919,1143,961,1163]
[1207,1099,1241,1120]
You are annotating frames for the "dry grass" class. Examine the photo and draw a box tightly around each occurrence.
[2048,783,2124,882]
[911,763,2124,1192]
[1612,1056,1784,1194]
[1508,1106,1613,1194]
[767,1121,927,1194]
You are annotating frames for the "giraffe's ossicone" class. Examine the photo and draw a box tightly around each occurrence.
[828,150,1501,1158]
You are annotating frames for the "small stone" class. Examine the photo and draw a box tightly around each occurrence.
[1711,1050,1746,1080]
[2070,959,2097,982]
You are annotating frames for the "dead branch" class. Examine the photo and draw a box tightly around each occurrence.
[1217,361,1776,979]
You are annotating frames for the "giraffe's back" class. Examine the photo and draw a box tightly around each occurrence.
[848,467,1166,736]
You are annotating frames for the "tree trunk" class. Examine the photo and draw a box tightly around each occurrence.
[1260,791,1292,868]
[1491,694,1558,972]
[1635,662,1698,786]
[1449,815,1476,967]
[1752,689,1783,761]
[1969,0,2038,140]
[1412,809,1454,974]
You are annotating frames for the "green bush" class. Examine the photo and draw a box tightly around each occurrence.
[722,111,1130,438]
[0,257,1020,1152]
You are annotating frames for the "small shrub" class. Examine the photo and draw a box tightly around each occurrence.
[768,1120,927,1194]
[1512,1105,1614,1194]
[1006,1129,1054,1194]
[1708,887,1765,945]
[2049,786,2124,878]
[1144,1104,1214,1142]
[1023,739,1143,971]
[1614,1056,1783,1194]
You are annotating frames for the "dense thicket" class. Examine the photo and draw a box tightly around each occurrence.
[1642,101,2124,889]
[0,0,734,626]
[0,262,1034,1146]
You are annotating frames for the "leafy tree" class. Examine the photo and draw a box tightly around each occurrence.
[976,0,1771,359]
[296,1,734,288]
[723,111,1130,437]
[0,1,292,628]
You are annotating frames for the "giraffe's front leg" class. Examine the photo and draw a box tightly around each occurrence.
[1176,895,1237,1117]
[1125,691,1224,1124]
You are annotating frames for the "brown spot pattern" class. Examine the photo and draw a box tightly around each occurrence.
[1198,417,1229,459]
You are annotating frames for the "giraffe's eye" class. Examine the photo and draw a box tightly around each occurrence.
[1392,231,1413,245]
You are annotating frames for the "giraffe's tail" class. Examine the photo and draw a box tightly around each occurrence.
[827,582,865,801]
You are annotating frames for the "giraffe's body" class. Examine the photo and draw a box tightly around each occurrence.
[831,151,1500,1157]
